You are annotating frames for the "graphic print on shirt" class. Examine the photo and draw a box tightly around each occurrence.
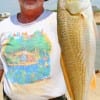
[1,31,51,84]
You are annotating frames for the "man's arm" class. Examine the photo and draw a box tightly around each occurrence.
[0,60,4,82]
[0,69,4,82]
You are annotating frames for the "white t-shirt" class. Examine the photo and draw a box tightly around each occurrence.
[0,10,66,100]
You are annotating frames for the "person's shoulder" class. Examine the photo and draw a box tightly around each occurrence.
[39,10,56,22]
[43,10,57,20]
[43,10,57,26]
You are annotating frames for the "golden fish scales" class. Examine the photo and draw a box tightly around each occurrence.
[57,1,96,98]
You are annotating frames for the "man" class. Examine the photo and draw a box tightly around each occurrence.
[0,0,67,100]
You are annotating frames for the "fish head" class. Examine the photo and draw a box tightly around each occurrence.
[58,0,91,14]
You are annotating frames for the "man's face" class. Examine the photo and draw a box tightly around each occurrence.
[19,0,44,10]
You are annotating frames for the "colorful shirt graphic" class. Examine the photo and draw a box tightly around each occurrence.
[2,31,51,84]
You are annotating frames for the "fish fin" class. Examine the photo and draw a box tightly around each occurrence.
[61,56,74,100]
[90,74,96,90]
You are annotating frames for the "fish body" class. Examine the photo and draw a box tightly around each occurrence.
[57,0,96,100]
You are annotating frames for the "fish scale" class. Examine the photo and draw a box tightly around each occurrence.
[57,0,96,100]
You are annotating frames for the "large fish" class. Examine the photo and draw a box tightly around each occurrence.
[57,0,96,100]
